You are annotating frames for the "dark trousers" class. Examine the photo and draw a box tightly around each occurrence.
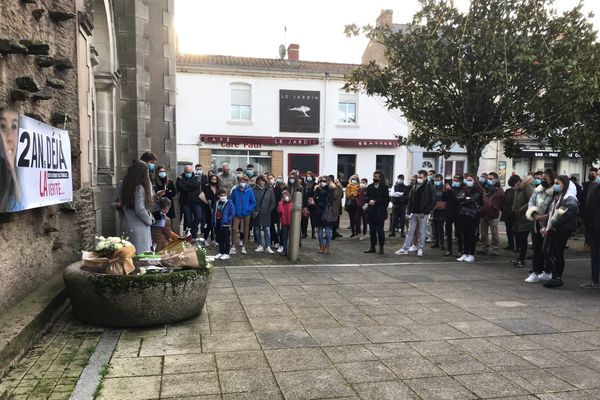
[216,225,231,255]
[369,220,385,251]
[531,230,545,274]
[270,222,280,245]
[515,231,529,262]
[301,215,309,236]
[504,219,515,249]
[280,226,290,252]
[355,208,368,235]
[348,206,360,236]
[588,230,600,283]
[460,215,479,255]
[202,206,214,241]
[446,217,462,254]
[182,204,204,238]
[389,206,406,233]
[432,219,445,248]
[548,229,571,279]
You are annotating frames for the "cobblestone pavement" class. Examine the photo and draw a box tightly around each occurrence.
[2,223,600,400]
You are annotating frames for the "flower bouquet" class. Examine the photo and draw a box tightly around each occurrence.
[81,236,136,275]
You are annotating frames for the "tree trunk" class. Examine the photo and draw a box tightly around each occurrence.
[466,143,482,174]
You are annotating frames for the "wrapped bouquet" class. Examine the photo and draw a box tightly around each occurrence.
[82,236,136,275]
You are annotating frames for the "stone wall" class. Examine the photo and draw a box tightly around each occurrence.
[0,0,91,312]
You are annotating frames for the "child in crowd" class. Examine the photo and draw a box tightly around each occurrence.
[151,197,176,252]
[277,190,293,256]
[212,188,235,259]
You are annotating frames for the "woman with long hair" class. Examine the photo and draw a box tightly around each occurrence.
[456,173,484,263]
[154,165,176,219]
[201,173,220,244]
[0,109,21,212]
[542,176,579,288]
[312,176,334,254]
[345,174,361,238]
[120,160,154,253]
[302,170,317,239]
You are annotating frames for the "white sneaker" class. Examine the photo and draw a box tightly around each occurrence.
[525,272,540,283]
[538,272,552,281]
[274,243,280,249]
[229,247,237,255]
[417,249,424,257]
[239,240,244,246]
[395,248,409,255]
[408,245,418,252]
[465,255,475,263]
[214,253,222,259]
[457,255,467,262]
[241,247,247,254]
[220,254,230,260]
[359,235,366,241]
[255,245,264,253]
[266,247,274,254]
[277,246,285,253]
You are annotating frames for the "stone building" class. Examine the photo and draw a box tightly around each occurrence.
[0,0,177,312]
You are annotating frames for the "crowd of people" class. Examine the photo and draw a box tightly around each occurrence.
[116,153,600,290]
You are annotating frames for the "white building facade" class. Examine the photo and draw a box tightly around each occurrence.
[176,52,410,184]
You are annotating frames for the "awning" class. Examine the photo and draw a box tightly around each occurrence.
[200,134,319,146]
[332,138,401,147]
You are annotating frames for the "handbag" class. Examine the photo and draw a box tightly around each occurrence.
[344,198,356,212]
[322,206,337,225]
[302,207,311,218]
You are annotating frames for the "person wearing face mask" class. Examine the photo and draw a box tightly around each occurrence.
[245,163,257,186]
[277,190,293,256]
[140,151,158,180]
[355,178,369,240]
[389,175,409,238]
[431,174,446,251]
[523,169,556,280]
[480,172,505,257]
[541,176,579,288]
[512,174,535,268]
[364,170,390,254]
[313,176,334,254]
[229,176,257,255]
[442,175,465,256]
[303,171,317,239]
[396,170,436,256]
[176,164,204,239]
[154,166,177,221]
[581,174,600,288]
[217,163,237,192]
[454,173,484,263]
[194,164,208,186]
[201,175,220,245]
[500,175,519,252]
[345,175,361,238]
[580,167,599,253]
[212,188,235,260]
[252,176,276,254]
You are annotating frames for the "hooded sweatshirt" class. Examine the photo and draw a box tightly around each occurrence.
[547,181,579,232]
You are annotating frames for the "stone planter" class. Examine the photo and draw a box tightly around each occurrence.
[63,262,212,328]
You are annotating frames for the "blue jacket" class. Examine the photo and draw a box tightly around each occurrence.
[230,186,256,217]
[212,199,235,227]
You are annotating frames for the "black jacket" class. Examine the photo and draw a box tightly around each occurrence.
[443,187,463,218]
[407,181,436,215]
[365,182,390,222]
[391,182,409,208]
[500,187,515,222]
[176,174,202,206]
[155,177,177,218]
[584,182,600,233]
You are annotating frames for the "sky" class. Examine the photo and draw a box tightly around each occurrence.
[175,0,600,65]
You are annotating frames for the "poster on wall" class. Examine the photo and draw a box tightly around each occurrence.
[498,160,507,187]
[0,112,73,213]
[279,90,320,133]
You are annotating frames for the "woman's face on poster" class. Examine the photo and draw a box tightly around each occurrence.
[0,110,18,169]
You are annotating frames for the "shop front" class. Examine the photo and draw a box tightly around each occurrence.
[512,150,582,181]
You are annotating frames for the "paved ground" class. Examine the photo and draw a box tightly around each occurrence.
[2,221,600,400]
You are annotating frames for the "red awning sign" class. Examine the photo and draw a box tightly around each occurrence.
[332,138,400,147]
[200,135,319,146]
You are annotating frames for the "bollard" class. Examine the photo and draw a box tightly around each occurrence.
[288,191,303,262]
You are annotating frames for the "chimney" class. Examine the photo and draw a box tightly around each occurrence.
[287,44,299,61]
[376,9,393,27]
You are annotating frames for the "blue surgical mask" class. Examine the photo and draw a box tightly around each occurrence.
[428,175,434,181]
[288,178,295,184]
[452,181,461,188]
[466,181,474,188]
[195,169,202,175]
[487,179,494,186]
[463,178,468,185]
[246,170,253,176]
[185,172,192,178]
[148,162,155,171]
[553,184,561,192]
[434,181,442,187]
[159,171,167,179]
[596,177,600,184]
[534,178,542,186]
[306,177,313,182]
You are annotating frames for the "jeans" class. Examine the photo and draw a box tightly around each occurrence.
[318,226,332,246]
[280,225,290,252]
[255,226,271,248]
[402,214,428,251]
[369,220,385,251]
[215,225,231,255]
[460,215,479,256]
[588,230,600,283]
[182,204,204,238]
[232,216,251,247]
[480,217,500,253]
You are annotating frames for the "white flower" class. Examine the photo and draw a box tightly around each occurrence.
[114,243,123,250]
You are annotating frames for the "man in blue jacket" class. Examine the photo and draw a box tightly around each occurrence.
[230,175,256,255]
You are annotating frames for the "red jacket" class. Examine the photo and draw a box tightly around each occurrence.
[482,187,505,220]
[278,200,293,226]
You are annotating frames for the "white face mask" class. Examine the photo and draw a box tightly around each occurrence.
[195,169,202,175]
[320,182,327,188]
[417,178,424,184]
[239,182,246,189]
[269,179,275,185]
[283,196,290,202]
[360,183,367,189]
[219,196,227,202]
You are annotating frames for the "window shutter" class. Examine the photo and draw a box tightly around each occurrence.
[231,84,251,106]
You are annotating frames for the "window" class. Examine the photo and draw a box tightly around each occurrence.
[337,154,356,185]
[230,83,251,121]
[376,155,394,186]
[288,154,320,176]
[337,92,357,124]
[444,160,465,177]
[211,150,271,174]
